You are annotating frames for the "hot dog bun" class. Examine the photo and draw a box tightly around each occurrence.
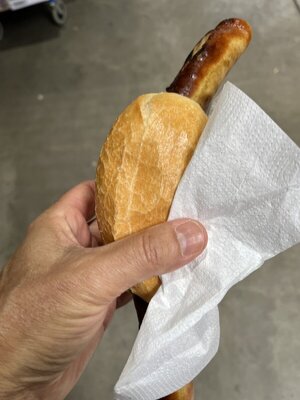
[96,93,207,302]
[96,93,207,238]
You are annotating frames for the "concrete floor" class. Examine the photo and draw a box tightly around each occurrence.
[0,0,299,399]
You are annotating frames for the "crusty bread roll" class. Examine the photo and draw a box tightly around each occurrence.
[95,92,207,301]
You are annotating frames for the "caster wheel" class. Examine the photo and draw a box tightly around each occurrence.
[49,0,67,26]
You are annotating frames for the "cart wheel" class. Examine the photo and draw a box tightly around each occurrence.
[49,0,67,26]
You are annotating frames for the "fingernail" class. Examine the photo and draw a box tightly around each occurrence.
[173,220,207,257]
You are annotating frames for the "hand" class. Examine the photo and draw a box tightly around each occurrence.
[0,181,207,400]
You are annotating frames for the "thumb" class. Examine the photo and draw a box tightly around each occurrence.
[86,219,207,299]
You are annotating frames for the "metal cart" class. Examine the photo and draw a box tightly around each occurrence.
[0,0,67,39]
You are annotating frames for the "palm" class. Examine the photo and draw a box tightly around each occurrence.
[44,184,116,399]
[47,303,115,400]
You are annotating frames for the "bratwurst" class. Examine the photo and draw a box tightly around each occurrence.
[95,18,252,400]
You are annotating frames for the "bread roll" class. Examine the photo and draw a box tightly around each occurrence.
[95,92,207,300]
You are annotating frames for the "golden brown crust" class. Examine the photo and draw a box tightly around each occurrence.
[96,93,207,306]
[131,276,161,303]
[166,18,252,110]
[161,382,194,400]
[95,92,207,246]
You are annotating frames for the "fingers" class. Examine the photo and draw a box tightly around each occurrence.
[85,218,207,299]
[53,181,96,221]
[89,220,103,246]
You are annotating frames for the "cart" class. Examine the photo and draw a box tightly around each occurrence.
[0,0,67,39]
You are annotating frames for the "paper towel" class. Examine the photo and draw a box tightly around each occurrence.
[114,82,300,400]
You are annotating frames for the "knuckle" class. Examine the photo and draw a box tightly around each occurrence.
[139,232,161,268]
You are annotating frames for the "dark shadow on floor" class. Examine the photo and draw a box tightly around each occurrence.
[0,4,63,51]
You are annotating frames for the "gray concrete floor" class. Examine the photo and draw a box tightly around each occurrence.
[0,0,299,399]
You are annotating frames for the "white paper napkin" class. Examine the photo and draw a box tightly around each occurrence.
[114,82,300,400]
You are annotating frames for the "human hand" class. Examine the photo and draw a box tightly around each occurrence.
[0,181,207,400]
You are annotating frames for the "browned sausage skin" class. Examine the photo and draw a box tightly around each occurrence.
[166,18,252,111]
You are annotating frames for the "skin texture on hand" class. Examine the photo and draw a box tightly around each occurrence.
[0,181,207,400]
